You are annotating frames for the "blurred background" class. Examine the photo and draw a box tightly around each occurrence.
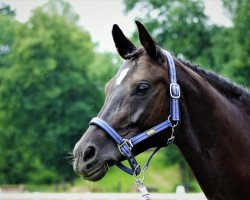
[0,0,249,194]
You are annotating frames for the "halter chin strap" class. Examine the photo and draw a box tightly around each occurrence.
[89,49,180,176]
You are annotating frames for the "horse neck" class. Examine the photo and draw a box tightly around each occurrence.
[174,60,250,199]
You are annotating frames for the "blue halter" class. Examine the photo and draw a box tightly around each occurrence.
[89,50,180,176]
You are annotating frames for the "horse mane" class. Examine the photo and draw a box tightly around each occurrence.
[179,59,250,105]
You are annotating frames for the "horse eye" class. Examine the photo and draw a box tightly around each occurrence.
[136,83,150,94]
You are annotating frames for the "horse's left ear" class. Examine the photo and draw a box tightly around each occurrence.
[135,21,158,60]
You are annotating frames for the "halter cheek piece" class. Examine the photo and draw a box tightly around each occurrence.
[89,50,180,176]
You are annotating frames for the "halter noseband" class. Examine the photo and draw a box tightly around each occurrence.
[89,50,180,176]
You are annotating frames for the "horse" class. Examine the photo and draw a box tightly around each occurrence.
[73,21,250,200]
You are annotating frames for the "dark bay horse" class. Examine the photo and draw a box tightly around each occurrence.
[73,21,250,200]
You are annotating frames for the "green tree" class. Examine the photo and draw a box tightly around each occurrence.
[124,0,214,63]
[222,0,250,88]
[222,0,238,19]
[0,2,15,15]
[0,2,19,68]
[0,0,117,184]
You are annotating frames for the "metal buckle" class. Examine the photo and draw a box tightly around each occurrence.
[170,83,180,99]
[118,139,133,156]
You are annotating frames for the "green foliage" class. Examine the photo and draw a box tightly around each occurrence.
[0,0,117,184]
[124,0,212,61]
[0,3,19,68]
[222,0,239,19]
[0,2,15,16]
[222,0,250,88]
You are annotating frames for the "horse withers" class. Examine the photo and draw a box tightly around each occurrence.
[73,21,250,200]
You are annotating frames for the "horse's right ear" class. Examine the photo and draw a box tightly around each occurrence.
[112,24,137,59]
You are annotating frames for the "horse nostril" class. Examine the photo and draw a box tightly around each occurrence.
[83,146,96,162]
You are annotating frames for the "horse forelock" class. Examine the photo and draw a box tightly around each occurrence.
[124,48,144,60]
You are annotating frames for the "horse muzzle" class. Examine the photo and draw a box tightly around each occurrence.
[73,134,118,181]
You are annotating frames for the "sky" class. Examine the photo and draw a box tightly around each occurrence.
[4,0,232,52]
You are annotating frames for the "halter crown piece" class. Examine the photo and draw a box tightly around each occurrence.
[89,50,180,200]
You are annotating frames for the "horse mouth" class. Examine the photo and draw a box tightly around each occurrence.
[82,162,109,181]
[74,158,116,182]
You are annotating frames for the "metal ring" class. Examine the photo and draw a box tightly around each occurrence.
[168,115,178,128]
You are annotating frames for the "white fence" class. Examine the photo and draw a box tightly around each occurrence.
[0,186,207,200]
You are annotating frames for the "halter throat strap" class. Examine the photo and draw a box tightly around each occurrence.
[89,49,180,176]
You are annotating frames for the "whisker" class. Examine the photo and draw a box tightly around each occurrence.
[65,151,77,165]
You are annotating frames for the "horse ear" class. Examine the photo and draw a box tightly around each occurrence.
[135,21,157,60]
[112,24,137,59]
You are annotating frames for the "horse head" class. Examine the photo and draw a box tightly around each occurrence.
[73,21,177,181]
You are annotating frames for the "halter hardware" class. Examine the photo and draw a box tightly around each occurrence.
[170,83,181,99]
[118,139,133,156]
[89,49,180,177]
[134,170,150,200]
[167,127,176,145]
